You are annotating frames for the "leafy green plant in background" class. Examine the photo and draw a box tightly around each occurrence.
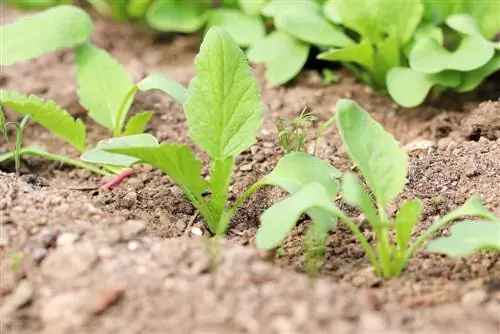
[256,99,499,278]
[0,5,185,178]
[101,27,341,236]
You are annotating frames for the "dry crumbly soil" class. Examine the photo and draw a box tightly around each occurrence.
[1,5,500,334]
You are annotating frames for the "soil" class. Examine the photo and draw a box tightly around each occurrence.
[1,5,500,334]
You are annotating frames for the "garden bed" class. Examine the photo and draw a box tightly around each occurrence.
[1,6,499,334]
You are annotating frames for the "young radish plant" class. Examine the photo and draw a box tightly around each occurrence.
[256,99,499,278]
[101,27,342,236]
[0,5,185,184]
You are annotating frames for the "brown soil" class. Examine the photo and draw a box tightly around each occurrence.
[1,5,500,334]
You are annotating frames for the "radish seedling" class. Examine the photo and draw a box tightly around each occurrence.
[102,27,341,235]
[257,99,498,278]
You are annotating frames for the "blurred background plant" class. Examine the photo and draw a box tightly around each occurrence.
[4,0,499,107]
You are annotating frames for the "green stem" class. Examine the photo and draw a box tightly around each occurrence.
[228,182,262,216]
[337,211,382,276]
[376,207,393,277]
[6,148,112,176]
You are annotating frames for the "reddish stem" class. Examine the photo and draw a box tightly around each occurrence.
[102,168,134,190]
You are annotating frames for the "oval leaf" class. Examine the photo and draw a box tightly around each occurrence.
[137,72,187,105]
[336,99,407,208]
[207,9,265,47]
[184,27,266,160]
[146,0,207,33]
[0,5,93,66]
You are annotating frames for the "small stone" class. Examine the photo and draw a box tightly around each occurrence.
[189,227,204,237]
[121,220,146,240]
[461,289,488,308]
[404,139,436,155]
[88,287,124,314]
[128,241,139,251]
[41,242,97,280]
[40,229,58,248]
[121,191,138,209]
[32,247,48,263]
[56,232,79,247]
[239,163,253,172]
[0,226,10,247]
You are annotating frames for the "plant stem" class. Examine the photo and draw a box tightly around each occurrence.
[376,207,395,277]
[228,182,262,216]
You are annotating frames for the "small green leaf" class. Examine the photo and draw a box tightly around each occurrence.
[336,99,407,209]
[387,67,461,107]
[409,36,494,74]
[274,8,353,47]
[427,221,500,257]
[257,182,341,250]
[185,27,266,160]
[446,14,483,36]
[261,0,318,17]
[247,31,310,86]
[207,9,266,47]
[262,152,341,196]
[238,0,267,15]
[394,199,423,252]
[137,72,187,105]
[126,0,153,18]
[76,43,136,135]
[0,90,86,151]
[457,53,500,93]
[81,134,158,167]
[0,5,93,66]
[123,111,153,136]
[146,0,207,33]
[318,40,375,72]
[341,172,378,225]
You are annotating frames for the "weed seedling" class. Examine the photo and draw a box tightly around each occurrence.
[257,99,499,278]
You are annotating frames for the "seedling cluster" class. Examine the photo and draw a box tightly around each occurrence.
[1,5,498,279]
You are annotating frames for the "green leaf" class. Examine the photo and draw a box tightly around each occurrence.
[247,31,310,86]
[137,72,187,105]
[0,90,86,151]
[457,53,500,92]
[76,43,136,135]
[105,143,208,213]
[394,199,423,252]
[318,40,375,72]
[146,0,207,33]
[336,99,407,208]
[184,27,266,160]
[0,107,6,138]
[427,221,500,257]
[372,35,401,87]
[238,0,267,15]
[409,36,494,74]
[459,1,500,40]
[209,157,235,234]
[262,152,341,196]
[274,8,353,47]
[262,152,342,233]
[387,67,461,107]
[207,9,266,47]
[256,182,340,250]
[80,134,159,167]
[341,172,378,225]
[0,5,93,66]
[123,111,153,136]
[446,14,483,36]
[262,0,318,17]
[127,0,153,18]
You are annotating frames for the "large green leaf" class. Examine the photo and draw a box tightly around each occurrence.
[247,31,310,86]
[256,182,341,250]
[146,0,207,33]
[238,0,267,15]
[207,9,265,47]
[261,152,342,233]
[336,99,407,208]
[137,72,187,105]
[0,5,93,66]
[80,134,158,167]
[318,39,375,71]
[427,221,500,257]
[184,27,266,160]
[409,36,494,73]
[387,67,461,107]
[274,8,353,47]
[457,53,500,92]
[0,90,86,151]
[372,35,401,87]
[76,43,135,135]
